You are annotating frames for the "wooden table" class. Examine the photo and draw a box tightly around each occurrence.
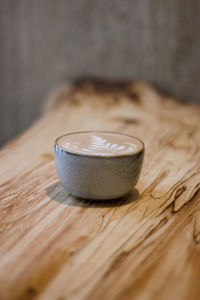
[1,80,200,300]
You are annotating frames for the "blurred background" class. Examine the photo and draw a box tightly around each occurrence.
[0,0,199,146]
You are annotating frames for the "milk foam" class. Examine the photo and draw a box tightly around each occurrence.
[56,132,143,156]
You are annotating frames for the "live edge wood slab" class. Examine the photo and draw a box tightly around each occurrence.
[0,80,200,300]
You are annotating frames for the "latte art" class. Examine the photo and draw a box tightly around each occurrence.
[65,135,138,155]
[56,132,143,157]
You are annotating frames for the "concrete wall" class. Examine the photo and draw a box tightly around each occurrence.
[0,0,199,145]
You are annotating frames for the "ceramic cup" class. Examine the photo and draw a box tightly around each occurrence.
[54,131,144,200]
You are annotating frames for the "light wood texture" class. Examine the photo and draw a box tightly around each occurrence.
[1,0,200,145]
[0,80,200,300]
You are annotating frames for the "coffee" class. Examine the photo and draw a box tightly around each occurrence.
[56,132,143,157]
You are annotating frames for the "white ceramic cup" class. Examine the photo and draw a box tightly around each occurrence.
[54,131,144,200]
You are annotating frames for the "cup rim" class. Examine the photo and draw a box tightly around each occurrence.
[54,131,145,158]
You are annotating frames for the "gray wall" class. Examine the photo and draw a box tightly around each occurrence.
[0,0,200,146]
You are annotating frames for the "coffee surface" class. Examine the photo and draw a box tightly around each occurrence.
[56,132,143,156]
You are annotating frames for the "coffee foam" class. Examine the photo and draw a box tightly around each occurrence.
[56,132,143,157]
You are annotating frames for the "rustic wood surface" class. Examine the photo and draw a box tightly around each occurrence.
[0,80,200,300]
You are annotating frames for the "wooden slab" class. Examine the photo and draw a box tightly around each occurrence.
[0,80,200,300]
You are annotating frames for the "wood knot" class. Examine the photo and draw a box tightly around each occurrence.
[126,91,140,103]
[113,117,139,125]
[27,286,37,295]
[175,186,187,199]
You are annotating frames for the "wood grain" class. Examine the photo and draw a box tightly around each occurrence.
[0,80,200,300]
